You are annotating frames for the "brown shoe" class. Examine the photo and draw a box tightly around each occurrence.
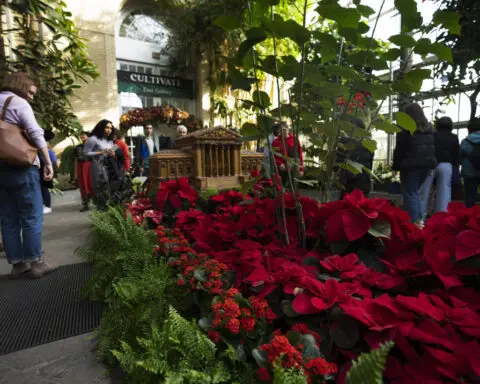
[10,263,31,279]
[28,260,58,279]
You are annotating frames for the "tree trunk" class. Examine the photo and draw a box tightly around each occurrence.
[469,84,480,122]
[0,4,7,76]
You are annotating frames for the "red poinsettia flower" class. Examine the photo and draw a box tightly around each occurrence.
[156,177,198,211]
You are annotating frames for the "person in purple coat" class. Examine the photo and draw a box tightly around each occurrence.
[0,72,57,279]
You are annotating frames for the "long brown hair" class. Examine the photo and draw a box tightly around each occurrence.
[0,72,36,100]
[404,103,431,133]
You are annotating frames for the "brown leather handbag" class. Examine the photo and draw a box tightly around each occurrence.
[0,95,37,167]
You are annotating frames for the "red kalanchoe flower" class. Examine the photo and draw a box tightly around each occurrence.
[207,330,221,343]
[256,367,271,382]
[226,318,240,334]
[304,357,338,376]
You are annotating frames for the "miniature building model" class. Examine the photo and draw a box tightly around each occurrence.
[149,126,264,190]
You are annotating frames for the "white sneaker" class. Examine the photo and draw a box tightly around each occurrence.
[43,207,52,214]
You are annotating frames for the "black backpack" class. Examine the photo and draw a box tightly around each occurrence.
[466,139,480,169]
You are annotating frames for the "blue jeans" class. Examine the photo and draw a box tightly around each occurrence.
[401,168,431,222]
[464,178,480,208]
[419,170,434,219]
[435,163,452,212]
[0,166,43,264]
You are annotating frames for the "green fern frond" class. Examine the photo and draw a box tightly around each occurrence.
[272,359,308,384]
[347,341,394,384]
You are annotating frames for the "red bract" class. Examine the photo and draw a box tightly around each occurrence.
[156,177,198,211]
[126,178,480,383]
[317,190,390,243]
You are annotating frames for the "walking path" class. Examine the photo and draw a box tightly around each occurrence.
[0,193,117,384]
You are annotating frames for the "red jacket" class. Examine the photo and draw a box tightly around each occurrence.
[272,134,304,172]
[115,140,131,171]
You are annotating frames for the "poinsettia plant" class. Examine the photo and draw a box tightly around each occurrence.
[122,175,480,383]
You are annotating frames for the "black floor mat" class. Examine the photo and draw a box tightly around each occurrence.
[0,262,104,355]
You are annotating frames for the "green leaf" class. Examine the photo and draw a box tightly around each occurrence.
[213,15,241,31]
[299,111,318,127]
[314,32,339,63]
[395,111,417,134]
[356,4,375,17]
[230,74,256,92]
[282,300,300,318]
[343,160,364,175]
[252,349,269,367]
[368,220,392,238]
[433,10,461,36]
[403,68,431,92]
[325,65,359,80]
[362,139,377,153]
[256,0,279,5]
[317,2,361,29]
[303,345,322,359]
[339,120,359,134]
[253,90,271,108]
[240,122,258,137]
[311,122,337,137]
[236,28,268,62]
[194,269,208,282]
[373,120,401,134]
[389,34,416,48]
[392,79,416,94]
[314,82,349,98]
[380,48,402,61]
[430,42,453,63]
[198,317,212,331]
[395,0,422,32]
[283,20,311,46]
[414,38,432,57]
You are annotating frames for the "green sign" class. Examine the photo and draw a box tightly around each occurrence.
[117,70,195,99]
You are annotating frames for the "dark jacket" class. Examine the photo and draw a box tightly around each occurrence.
[460,132,480,179]
[337,137,374,195]
[392,129,437,171]
[434,131,459,165]
[75,144,87,162]
[134,136,158,167]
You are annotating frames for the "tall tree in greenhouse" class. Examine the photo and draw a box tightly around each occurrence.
[0,0,99,139]
[433,0,480,121]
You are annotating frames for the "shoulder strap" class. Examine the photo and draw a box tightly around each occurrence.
[0,96,14,120]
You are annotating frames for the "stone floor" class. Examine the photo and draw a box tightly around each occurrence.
[0,194,118,383]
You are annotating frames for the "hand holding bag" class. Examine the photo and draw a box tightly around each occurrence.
[0,96,37,167]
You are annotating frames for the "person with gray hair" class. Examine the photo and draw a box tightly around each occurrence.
[170,125,188,148]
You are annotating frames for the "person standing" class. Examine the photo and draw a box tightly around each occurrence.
[114,133,131,173]
[83,119,116,210]
[134,124,158,177]
[262,122,281,177]
[0,72,57,278]
[169,124,188,149]
[272,122,304,179]
[75,131,92,212]
[433,116,459,212]
[460,118,480,208]
[393,103,437,225]
[41,140,58,214]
